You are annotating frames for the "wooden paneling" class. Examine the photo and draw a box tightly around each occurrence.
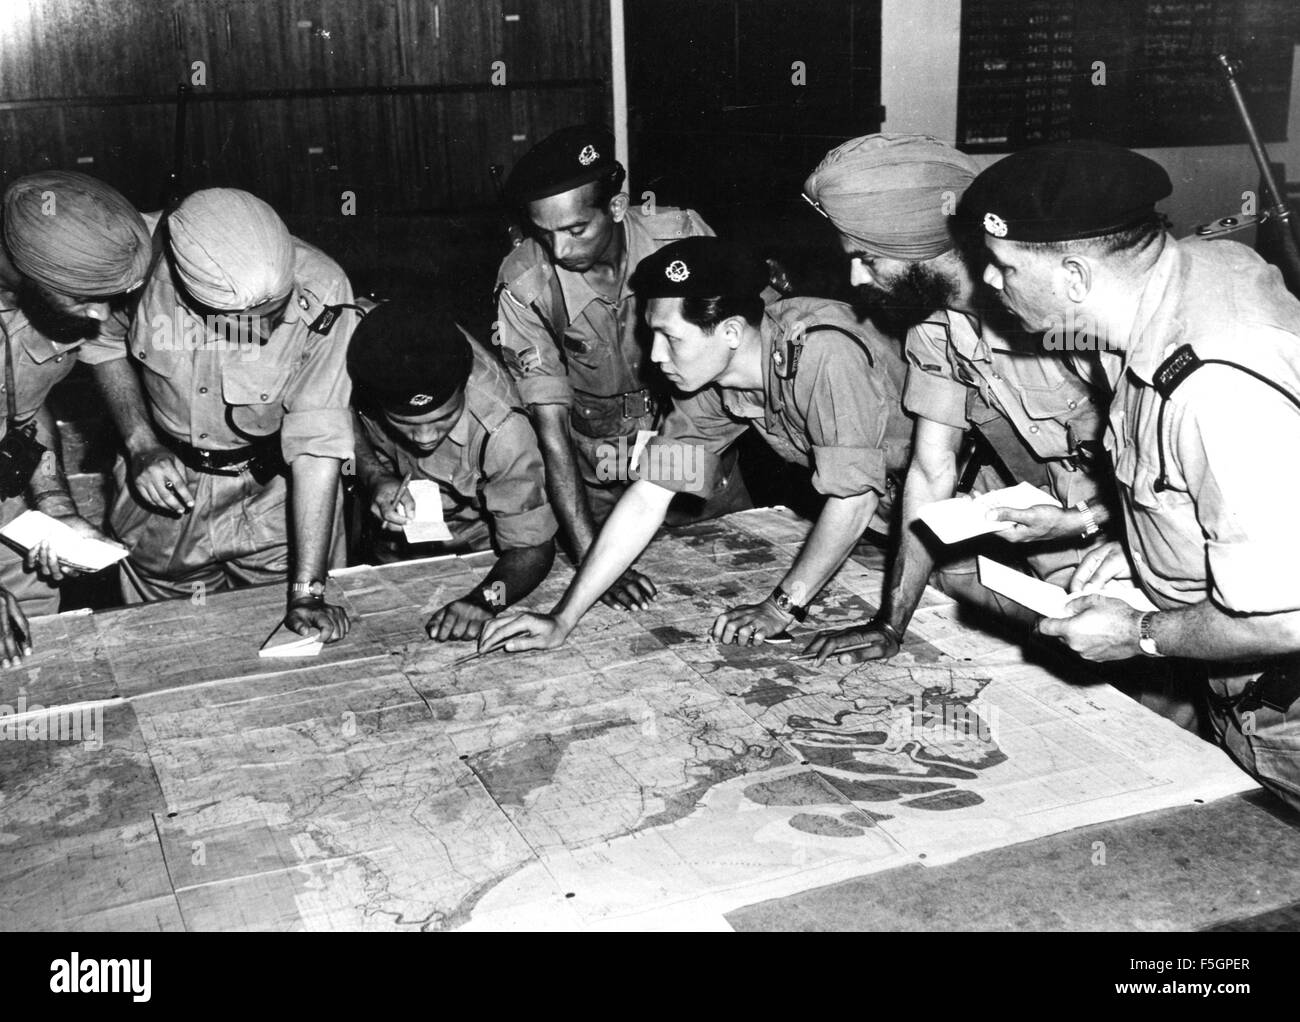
[0,0,611,214]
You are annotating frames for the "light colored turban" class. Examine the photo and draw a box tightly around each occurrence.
[2,171,150,295]
[803,133,978,261]
[168,188,294,310]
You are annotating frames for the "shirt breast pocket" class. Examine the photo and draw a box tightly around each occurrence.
[222,365,293,436]
[1113,443,1166,512]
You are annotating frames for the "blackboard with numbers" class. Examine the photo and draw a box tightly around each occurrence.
[957,0,1298,151]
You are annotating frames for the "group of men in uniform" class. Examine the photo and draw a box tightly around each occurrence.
[1,123,1297,813]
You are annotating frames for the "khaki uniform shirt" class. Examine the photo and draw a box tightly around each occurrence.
[642,297,911,513]
[81,226,355,464]
[1108,237,1300,616]
[0,289,127,440]
[904,307,1105,506]
[494,205,714,420]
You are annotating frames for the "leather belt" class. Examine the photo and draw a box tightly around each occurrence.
[158,430,282,477]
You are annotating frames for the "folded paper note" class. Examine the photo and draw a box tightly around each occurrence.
[0,510,129,573]
[976,556,1158,618]
[259,622,323,658]
[918,482,1062,545]
[403,479,453,544]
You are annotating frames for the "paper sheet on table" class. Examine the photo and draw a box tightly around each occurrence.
[977,555,1158,618]
[0,509,129,572]
[918,482,1062,545]
[403,479,453,544]
[259,622,323,658]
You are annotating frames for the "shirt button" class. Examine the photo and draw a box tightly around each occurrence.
[1068,400,1077,409]
[139,351,147,360]
[199,432,209,439]
[260,393,269,401]
[55,355,64,363]
[199,386,208,394]
[1029,425,1040,434]
[992,373,1002,381]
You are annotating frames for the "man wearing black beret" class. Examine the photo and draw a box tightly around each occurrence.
[494,125,747,616]
[481,236,913,653]
[799,134,1123,684]
[968,139,1300,811]
[348,301,557,642]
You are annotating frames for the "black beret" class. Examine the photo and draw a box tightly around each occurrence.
[629,237,769,301]
[961,140,1172,243]
[504,125,619,206]
[346,300,472,417]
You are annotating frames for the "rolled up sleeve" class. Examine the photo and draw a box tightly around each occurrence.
[281,303,356,463]
[495,284,572,407]
[903,321,969,430]
[1177,367,1300,613]
[801,334,893,498]
[639,389,743,497]
[481,412,558,550]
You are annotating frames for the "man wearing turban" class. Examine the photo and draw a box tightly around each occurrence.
[796,136,1181,715]
[84,188,355,644]
[0,170,145,665]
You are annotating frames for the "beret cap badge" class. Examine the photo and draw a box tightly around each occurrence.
[983,212,1008,238]
[408,393,434,407]
[664,259,690,283]
[578,144,599,166]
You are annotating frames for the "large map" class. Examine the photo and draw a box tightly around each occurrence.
[0,509,1255,931]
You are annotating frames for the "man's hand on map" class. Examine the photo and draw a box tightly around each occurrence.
[801,621,901,666]
[478,610,569,653]
[989,502,1078,543]
[711,599,793,646]
[426,599,496,642]
[0,585,31,667]
[1067,539,1132,593]
[599,568,658,612]
[1036,593,1142,661]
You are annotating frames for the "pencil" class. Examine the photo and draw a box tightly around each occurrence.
[389,471,412,514]
[790,640,888,662]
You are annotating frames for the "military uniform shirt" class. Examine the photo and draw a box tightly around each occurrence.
[0,289,127,440]
[1107,237,1300,615]
[494,205,714,411]
[80,228,355,464]
[642,297,911,500]
[354,338,558,551]
[903,307,1103,488]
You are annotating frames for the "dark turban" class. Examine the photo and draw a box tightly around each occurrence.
[803,133,978,261]
[3,171,150,296]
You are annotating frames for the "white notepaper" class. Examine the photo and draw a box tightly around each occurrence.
[918,482,1062,545]
[402,479,453,544]
[259,622,323,658]
[0,510,129,573]
[976,555,1158,618]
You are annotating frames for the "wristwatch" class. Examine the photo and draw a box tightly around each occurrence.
[1074,499,1100,539]
[289,579,326,601]
[769,584,809,623]
[1137,611,1163,657]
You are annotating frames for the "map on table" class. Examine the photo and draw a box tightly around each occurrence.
[0,509,1256,931]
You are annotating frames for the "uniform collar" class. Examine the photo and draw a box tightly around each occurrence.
[554,211,648,316]
[0,289,87,364]
[1123,241,1181,385]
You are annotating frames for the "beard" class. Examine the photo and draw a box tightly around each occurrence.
[17,281,104,344]
[853,261,958,333]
